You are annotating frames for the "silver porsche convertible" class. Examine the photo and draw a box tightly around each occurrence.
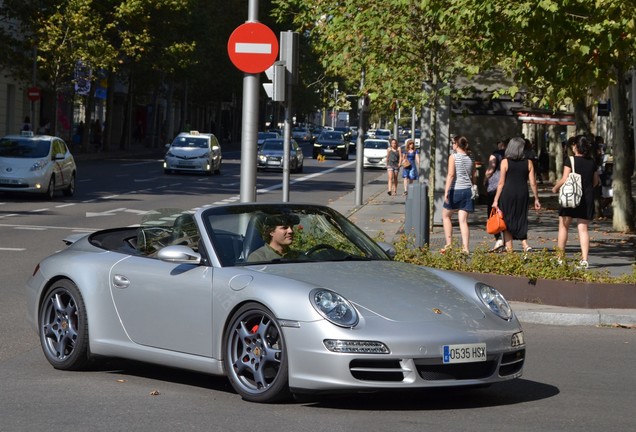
[26,204,525,403]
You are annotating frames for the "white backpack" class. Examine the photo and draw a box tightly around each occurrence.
[559,156,583,208]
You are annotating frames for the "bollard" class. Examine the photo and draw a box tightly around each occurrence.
[404,182,430,248]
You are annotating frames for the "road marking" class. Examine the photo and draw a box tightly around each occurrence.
[55,203,75,208]
[256,161,356,193]
[0,223,95,231]
[32,208,49,213]
[0,247,26,251]
[14,226,46,230]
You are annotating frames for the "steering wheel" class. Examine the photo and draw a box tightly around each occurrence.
[304,243,335,256]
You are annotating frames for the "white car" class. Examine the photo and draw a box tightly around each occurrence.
[363,139,390,169]
[164,131,222,175]
[0,131,76,199]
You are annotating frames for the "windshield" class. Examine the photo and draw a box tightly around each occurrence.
[319,132,343,140]
[0,138,51,158]
[364,140,389,150]
[171,137,209,149]
[201,204,390,267]
[261,141,283,151]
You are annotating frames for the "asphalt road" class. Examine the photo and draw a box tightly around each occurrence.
[1,151,635,431]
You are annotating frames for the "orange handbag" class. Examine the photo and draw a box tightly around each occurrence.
[486,208,506,235]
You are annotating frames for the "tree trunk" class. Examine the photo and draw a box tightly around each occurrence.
[609,65,635,232]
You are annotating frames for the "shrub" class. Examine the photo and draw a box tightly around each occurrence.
[390,234,635,284]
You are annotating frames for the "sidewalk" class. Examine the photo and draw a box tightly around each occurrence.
[330,177,636,327]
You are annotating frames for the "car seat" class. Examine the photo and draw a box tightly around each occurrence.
[239,213,266,262]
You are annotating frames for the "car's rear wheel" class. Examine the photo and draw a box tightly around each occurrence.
[224,303,290,403]
[63,173,75,197]
[39,279,90,370]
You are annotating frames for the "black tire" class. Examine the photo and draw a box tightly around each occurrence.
[297,162,304,173]
[63,173,75,197]
[44,177,55,200]
[39,279,90,370]
[224,303,290,403]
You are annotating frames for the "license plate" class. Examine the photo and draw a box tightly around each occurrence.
[0,178,19,184]
[442,343,486,364]
[267,160,281,166]
[323,149,334,153]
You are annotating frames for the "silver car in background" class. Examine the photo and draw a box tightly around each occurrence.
[26,203,525,403]
[164,131,222,175]
[0,131,76,199]
[363,138,390,169]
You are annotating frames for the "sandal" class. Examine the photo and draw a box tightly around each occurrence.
[440,245,452,254]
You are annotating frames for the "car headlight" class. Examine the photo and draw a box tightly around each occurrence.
[310,289,358,327]
[314,143,322,147]
[30,159,48,171]
[258,155,267,162]
[476,283,513,320]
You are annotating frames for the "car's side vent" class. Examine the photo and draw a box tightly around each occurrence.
[499,349,525,376]
[349,359,405,382]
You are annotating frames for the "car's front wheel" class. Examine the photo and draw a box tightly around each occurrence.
[39,279,90,370]
[224,303,290,403]
[44,177,55,200]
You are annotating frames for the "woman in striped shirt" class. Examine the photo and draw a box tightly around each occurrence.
[442,135,475,254]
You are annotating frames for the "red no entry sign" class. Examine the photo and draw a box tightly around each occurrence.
[27,87,41,102]
[227,22,279,74]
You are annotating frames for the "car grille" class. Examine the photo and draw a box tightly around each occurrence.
[415,359,498,380]
[0,181,27,188]
[176,155,198,160]
[348,349,525,383]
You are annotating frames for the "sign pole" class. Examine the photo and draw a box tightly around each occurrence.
[240,0,259,202]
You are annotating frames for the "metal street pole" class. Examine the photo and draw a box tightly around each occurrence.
[240,0,260,203]
[355,66,366,206]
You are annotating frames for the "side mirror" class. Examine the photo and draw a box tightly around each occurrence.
[376,241,396,259]
[156,245,201,264]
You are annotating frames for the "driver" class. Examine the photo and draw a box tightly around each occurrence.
[247,214,301,262]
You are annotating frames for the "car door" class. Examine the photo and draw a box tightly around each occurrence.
[109,255,214,356]
[51,139,71,188]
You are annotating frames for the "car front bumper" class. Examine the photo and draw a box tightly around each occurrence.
[283,318,525,393]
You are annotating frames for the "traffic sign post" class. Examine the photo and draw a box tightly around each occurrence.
[228,12,280,202]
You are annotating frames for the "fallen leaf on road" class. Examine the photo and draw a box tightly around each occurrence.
[149,390,161,396]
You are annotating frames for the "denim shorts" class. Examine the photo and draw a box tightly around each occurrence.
[443,187,474,212]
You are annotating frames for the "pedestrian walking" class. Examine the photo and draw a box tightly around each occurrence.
[442,135,474,254]
[484,139,507,251]
[551,135,600,268]
[492,137,541,253]
[401,139,419,195]
[386,138,401,196]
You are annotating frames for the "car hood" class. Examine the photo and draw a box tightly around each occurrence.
[0,157,50,176]
[260,150,296,157]
[317,139,344,146]
[167,147,208,157]
[364,149,386,158]
[255,261,484,322]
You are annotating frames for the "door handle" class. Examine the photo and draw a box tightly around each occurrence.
[112,274,130,289]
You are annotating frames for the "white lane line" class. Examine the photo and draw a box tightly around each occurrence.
[0,214,19,219]
[256,161,356,194]
[0,247,26,251]
[32,208,50,213]
[14,227,46,230]
[0,223,95,231]
[55,203,75,208]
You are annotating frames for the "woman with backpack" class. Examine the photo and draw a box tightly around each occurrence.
[552,135,600,269]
